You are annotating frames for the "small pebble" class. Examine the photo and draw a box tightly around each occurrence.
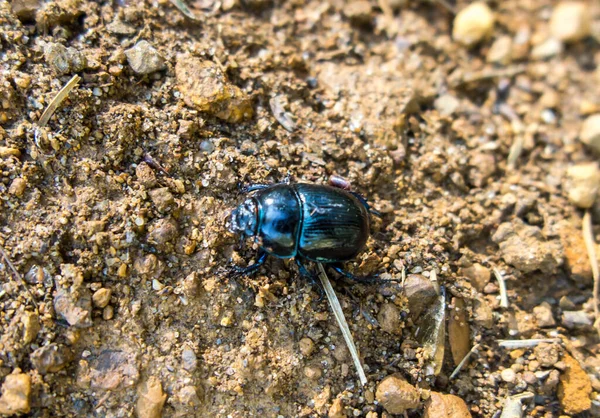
[304,365,322,380]
[125,41,166,75]
[106,20,136,36]
[376,374,420,414]
[152,279,164,291]
[44,43,87,75]
[559,295,576,310]
[136,162,157,188]
[579,100,600,115]
[377,303,402,335]
[565,163,600,209]
[531,37,563,60]
[149,188,174,212]
[21,311,40,344]
[501,368,516,383]
[343,0,372,27]
[434,94,460,117]
[486,35,512,65]
[103,305,114,320]
[178,385,202,407]
[30,344,72,374]
[533,302,556,327]
[534,343,560,368]
[136,376,167,418]
[0,147,20,157]
[580,114,600,153]
[404,274,437,318]
[492,219,562,274]
[0,370,31,415]
[539,89,560,109]
[92,288,112,308]
[452,2,495,47]
[562,310,592,328]
[528,360,540,372]
[175,55,253,123]
[473,299,493,329]
[461,263,490,292]
[54,286,93,328]
[117,263,128,278]
[423,392,471,418]
[522,371,538,385]
[328,398,344,418]
[147,218,178,246]
[220,311,234,327]
[511,25,531,60]
[558,354,592,414]
[549,2,591,43]
[181,348,198,372]
[8,178,26,197]
[182,272,200,299]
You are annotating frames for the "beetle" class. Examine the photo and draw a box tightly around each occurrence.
[228,182,378,281]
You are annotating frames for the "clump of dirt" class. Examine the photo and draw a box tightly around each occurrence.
[0,0,599,417]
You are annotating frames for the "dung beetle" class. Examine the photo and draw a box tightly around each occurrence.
[229,182,378,281]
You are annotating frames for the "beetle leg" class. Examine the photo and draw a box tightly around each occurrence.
[330,264,380,284]
[349,191,382,218]
[232,251,268,275]
[242,184,270,193]
[295,259,324,300]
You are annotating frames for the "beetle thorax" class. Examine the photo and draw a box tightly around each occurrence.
[229,198,258,237]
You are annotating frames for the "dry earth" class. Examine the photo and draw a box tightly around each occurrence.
[0,0,600,417]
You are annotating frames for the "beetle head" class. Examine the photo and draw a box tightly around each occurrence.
[229,198,258,237]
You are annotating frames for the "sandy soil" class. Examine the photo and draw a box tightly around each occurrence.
[0,0,599,416]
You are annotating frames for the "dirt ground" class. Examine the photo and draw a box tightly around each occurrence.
[0,0,600,416]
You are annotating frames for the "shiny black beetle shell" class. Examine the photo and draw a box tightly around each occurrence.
[230,183,370,263]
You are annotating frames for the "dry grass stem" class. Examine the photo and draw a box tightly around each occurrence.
[493,268,509,308]
[38,75,81,127]
[317,263,367,386]
[169,0,201,20]
[582,211,600,336]
[450,343,480,379]
[500,392,534,418]
[506,135,524,170]
[0,244,38,310]
[498,338,560,349]
[451,65,526,88]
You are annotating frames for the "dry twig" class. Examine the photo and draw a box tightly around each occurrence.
[500,392,534,418]
[498,103,526,170]
[498,338,560,349]
[450,343,480,379]
[38,75,81,127]
[0,244,38,310]
[582,211,600,336]
[493,268,509,308]
[450,65,526,88]
[169,0,201,20]
[317,263,367,386]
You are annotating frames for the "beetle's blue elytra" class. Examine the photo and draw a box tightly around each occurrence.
[229,183,372,276]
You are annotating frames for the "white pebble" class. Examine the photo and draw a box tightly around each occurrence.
[580,114,600,153]
[565,163,600,209]
[501,368,517,383]
[452,2,495,47]
[549,2,591,43]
